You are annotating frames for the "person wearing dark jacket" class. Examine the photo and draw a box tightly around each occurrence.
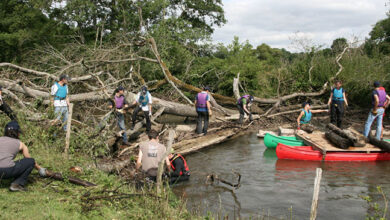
[168,149,190,184]
[0,86,17,121]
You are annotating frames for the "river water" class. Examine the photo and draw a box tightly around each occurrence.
[173,133,390,219]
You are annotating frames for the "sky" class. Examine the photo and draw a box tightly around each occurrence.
[212,0,389,51]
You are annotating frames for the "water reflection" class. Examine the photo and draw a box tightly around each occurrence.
[173,133,390,219]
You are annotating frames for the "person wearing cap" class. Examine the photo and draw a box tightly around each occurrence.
[135,130,170,182]
[108,86,129,145]
[0,86,17,121]
[327,80,348,128]
[50,75,70,131]
[168,148,190,184]
[297,102,328,133]
[363,81,390,140]
[0,121,47,191]
[237,95,254,124]
[131,86,152,132]
[194,86,212,135]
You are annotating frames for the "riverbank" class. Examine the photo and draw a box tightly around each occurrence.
[0,116,195,220]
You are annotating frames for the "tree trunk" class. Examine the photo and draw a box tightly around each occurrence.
[325,131,352,149]
[368,135,390,152]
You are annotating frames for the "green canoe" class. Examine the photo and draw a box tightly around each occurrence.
[263,133,305,148]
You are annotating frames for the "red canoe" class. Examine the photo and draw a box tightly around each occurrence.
[276,143,390,161]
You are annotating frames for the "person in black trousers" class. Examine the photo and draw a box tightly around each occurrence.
[327,80,348,128]
[0,121,47,191]
[0,86,17,121]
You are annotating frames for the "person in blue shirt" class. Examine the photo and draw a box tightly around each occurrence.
[297,102,328,133]
[327,80,348,128]
[50,75,70,131]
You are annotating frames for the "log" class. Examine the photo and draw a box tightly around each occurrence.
[368,135,390,152]
[325,131,352,149]
[257,130,277,138]
[326,123,358,144]
[278,127,295,136]
[45,169,96,187]
[0,79,199,117]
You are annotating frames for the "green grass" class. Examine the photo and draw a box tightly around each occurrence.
[0,115,196,220]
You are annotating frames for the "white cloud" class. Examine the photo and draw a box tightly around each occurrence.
[212,0,389,51]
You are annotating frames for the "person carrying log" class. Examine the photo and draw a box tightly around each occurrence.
[327,80,348,128]
[168,148,190,184]
[136,130,170,182]
[0,86,17,121]
[363,81,390,140]
[0,121,47,191]
[297,102,328,133]
[237,95,254,124]
[194,86,212,135]
[131,86,152,132]
[50,74,70,131]
[108,86,130,146]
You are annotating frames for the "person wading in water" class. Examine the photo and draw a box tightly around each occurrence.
[168,148,190,184]
[136,130,170,182]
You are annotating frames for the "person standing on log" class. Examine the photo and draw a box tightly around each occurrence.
[131,86,152,132]
[297,102,328,133]
[136,130,170,182]
[237,95,254,124]
[0,86,17,121]
[0,121,47,191]
[50,75,70,131]
[194,86,212,135]
[168,148,190,184]
[364,81,390,140]
[108,86,130,146]
[327,80,348,128]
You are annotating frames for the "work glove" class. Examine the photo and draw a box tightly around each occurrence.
[39,167,47,177]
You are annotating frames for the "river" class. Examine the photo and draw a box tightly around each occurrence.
[173,133,390,219]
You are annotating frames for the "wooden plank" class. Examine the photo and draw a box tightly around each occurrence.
[310,168,322,220]
[64,103,73,155]
[296,132,383,153]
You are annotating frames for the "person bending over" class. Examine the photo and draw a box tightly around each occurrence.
[237,95,254,124]
[168,149,190,184]
[136,130,170,182]
[0,121,46,191]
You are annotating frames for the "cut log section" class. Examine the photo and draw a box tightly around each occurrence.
[325,131,352,149]
[326,123,362,147]
[368,135,390,152]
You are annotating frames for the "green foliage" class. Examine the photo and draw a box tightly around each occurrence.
[361,186,388,220]
[0,114,194,219]
[0,0,70,62]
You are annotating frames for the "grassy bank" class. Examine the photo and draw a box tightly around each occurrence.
[0,115,194,220]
